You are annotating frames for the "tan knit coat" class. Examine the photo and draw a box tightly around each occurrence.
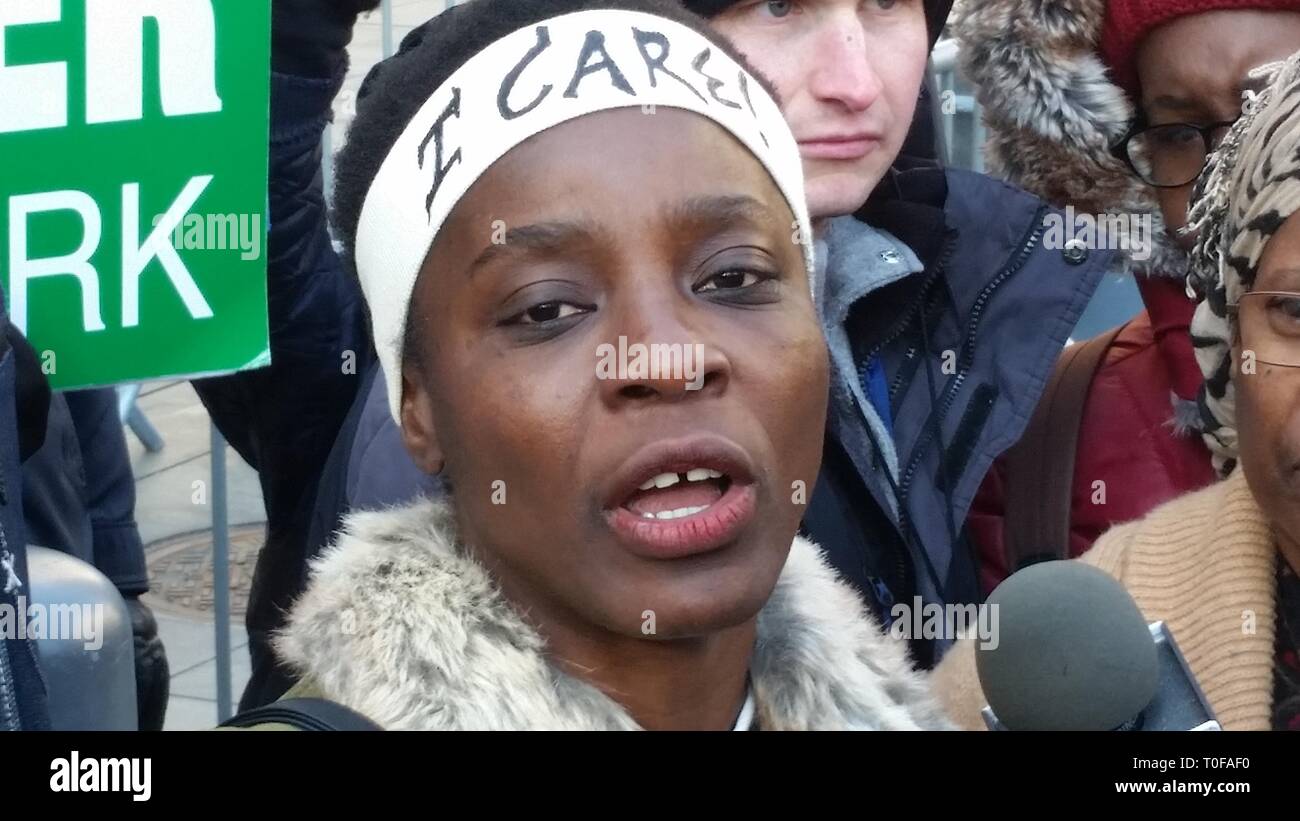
[932,470,1279,730]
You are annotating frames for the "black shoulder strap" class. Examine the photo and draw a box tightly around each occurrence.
[220,697,383,731]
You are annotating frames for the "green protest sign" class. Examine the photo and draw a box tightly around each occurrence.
[0,0,270,390]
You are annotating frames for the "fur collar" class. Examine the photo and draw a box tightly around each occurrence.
[952,0,1188,278]
[276,498,950,730]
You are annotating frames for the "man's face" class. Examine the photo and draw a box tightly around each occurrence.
[711,0,930,220]
[1135,10,1300,245]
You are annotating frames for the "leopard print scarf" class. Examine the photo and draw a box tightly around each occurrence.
[1186,50,1300,477]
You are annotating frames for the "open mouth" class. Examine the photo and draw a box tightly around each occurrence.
[604,439,759,560]
[622,468,732,521]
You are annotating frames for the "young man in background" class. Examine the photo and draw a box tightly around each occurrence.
[688,0,1109,665]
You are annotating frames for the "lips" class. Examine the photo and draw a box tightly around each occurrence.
[798,133,881,161]
[602,436,759,560]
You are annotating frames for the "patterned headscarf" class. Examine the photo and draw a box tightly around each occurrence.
[1186,50,1300,477]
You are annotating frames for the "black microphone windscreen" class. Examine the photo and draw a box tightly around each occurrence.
[976,561,1159,731]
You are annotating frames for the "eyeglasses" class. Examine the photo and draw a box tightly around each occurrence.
[1228,291,1300,368]
[1111,121,1237,189]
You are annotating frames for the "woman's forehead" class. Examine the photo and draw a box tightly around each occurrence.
[1256,216,1300,290]
[444,107,791,235]
[487,106,777,186]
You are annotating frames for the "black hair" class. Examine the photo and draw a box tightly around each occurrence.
[679,0,739,15]
[332,0,768,288]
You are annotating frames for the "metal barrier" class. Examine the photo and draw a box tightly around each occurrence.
[116,384,164,453]
[211,426,232,721]
[116,382,234,721]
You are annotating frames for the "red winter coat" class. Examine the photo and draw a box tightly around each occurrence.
[968,275,1217,596]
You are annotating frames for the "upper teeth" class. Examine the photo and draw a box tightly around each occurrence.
[637,467,724,491]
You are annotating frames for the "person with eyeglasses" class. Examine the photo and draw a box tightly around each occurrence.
[955,0,1300,593]
[933,52,1300,730]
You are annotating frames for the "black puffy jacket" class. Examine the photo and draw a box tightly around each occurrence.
[192,10,375,709]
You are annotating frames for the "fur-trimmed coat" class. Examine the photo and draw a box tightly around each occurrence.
[954,0,1216,584]
[273,499,951,730]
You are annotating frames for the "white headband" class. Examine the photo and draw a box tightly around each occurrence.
[354,9,814,423]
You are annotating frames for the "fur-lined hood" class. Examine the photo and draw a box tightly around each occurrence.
[952,0,1188,277]
[276,498,950,730]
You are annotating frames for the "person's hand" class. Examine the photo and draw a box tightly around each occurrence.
[334,0,384,14]
[272,0,386,78]
[275,0,382,20]
[126,596,170,731]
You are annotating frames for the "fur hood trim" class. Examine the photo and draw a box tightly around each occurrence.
[276,498,950,731]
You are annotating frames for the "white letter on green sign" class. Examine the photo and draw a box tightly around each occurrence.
[86,0,223,125]
[0,0,68,134]
[122,175,216,328]
[8,191,105,335]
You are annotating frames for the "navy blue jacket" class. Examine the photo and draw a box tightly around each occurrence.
[803,166,1109,666]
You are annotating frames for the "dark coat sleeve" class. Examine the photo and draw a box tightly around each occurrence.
[190,62,374,711]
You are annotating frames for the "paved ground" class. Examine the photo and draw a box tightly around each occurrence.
[135,0,457,730]
[130,381,264,730]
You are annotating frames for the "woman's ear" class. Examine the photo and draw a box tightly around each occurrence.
[399,363,445,475]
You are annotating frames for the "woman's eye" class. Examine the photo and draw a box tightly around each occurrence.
[875,0,898,9]
[513,301,587,325]
[1267,295,1300,321]
[698,270,764,292]
[1151,126,1200,149]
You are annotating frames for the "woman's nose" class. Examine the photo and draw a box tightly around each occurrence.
[596,301,731,405]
